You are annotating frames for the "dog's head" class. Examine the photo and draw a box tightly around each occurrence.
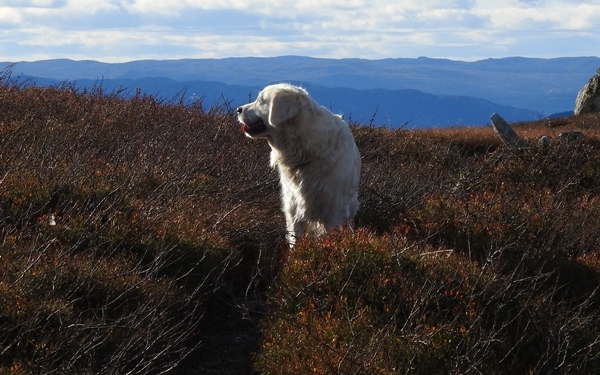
[237,83,311,139]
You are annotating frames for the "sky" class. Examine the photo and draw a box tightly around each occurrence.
[0,0,599,63]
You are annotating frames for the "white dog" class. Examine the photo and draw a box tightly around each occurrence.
[237,83,361,245]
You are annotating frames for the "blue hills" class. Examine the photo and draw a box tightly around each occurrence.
[2,56,598,128]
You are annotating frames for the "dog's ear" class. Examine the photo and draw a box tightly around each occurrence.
[269,91,300,125]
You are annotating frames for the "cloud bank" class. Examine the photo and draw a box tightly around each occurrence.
[0,0,598,62]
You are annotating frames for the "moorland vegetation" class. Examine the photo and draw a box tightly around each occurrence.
[1,71,600,374]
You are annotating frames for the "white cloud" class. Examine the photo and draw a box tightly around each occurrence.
[478,3,600,31]
[0,0,62,7]
[0,0,598,62]
[119,0,479,19]
[0,8,23,24]
[120,0,251,16]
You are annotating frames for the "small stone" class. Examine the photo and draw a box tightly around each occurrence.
[539,135,551,146]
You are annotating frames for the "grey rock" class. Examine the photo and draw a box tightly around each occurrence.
[539,135,552,146]
[558,131,584,141]
[575,70,600,115]
[490,113,527,149]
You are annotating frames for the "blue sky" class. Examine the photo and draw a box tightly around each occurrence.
[1,0,599,62]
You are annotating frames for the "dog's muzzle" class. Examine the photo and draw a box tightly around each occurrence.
[237,106,268,136]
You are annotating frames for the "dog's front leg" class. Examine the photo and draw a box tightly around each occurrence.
[286,220,307,246]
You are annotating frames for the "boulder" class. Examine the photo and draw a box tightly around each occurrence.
[574,68,600,115]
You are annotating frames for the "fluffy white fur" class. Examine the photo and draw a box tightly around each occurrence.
[237,83,361,245]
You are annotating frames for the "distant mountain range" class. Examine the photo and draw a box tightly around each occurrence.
[2,56,599,128]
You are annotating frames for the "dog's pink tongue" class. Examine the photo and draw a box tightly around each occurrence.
[242,124,248,132]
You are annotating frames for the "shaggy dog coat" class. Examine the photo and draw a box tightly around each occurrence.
[237,83,361,245]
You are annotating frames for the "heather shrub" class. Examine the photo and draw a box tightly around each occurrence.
[257,228,600,375]
[0,75,279,374]
[2,70,600,374]
[258,119,600,374]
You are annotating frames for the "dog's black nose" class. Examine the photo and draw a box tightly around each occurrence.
[236,107,243,114]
